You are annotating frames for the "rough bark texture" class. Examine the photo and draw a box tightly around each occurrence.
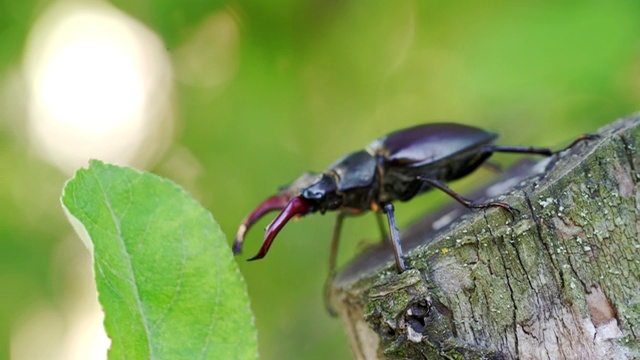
[329,116,640,360]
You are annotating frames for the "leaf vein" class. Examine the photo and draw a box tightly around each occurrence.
[96,171,155,359]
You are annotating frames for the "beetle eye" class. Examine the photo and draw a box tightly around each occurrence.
[301,174,336,200]
[302,188,324,199]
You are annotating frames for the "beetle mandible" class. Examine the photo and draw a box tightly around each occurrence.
[233,123,593,274]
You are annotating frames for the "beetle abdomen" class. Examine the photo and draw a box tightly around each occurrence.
[368,123,497,167]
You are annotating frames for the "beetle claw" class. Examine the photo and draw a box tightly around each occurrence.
[557,133,599,153]
[482,201,520,220]
[248,196,312,261]
[233,194,291,255]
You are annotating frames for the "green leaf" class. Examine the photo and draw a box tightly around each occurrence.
[60,160,257,359]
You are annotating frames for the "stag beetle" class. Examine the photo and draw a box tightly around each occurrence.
[233,123,593,275]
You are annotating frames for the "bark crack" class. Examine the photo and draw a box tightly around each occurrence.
[524,190,566,290]
[483,211,519,358]
[619,133,639,339]
[620,134,638,179]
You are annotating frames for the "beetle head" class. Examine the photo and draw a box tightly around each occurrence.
[233,172,321,253]
[234,172,343,261]
[300,173,342,212]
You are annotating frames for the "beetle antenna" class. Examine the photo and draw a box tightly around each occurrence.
[233,194,291,254]
[247,196,311,261]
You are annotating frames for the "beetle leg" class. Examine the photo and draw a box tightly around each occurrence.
[484,134,598,156]
[418,177,519,219]
[483,145,553,156]
[324,212,346,316]
[247,196,312,261]
[233,194,291,254]
[382,203,407,273]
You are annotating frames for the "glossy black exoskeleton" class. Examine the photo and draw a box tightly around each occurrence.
[233,123,593,276]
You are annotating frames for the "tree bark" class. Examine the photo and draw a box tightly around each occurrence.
[329,116,640,360]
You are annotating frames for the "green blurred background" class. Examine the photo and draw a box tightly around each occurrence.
[1,0,639,359]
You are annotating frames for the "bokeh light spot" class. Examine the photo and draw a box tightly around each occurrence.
[24,0,174,173]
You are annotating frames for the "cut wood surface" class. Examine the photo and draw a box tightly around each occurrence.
[329,116,640,360]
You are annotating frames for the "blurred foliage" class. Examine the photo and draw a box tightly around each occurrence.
[1,0,639,359]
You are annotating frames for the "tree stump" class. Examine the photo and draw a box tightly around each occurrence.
[329,116,640,359]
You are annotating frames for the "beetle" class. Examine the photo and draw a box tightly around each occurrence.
[233,123,593,275]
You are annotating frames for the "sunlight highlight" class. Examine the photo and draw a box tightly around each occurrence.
[24,1,173,173]
[39,39,144,134]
